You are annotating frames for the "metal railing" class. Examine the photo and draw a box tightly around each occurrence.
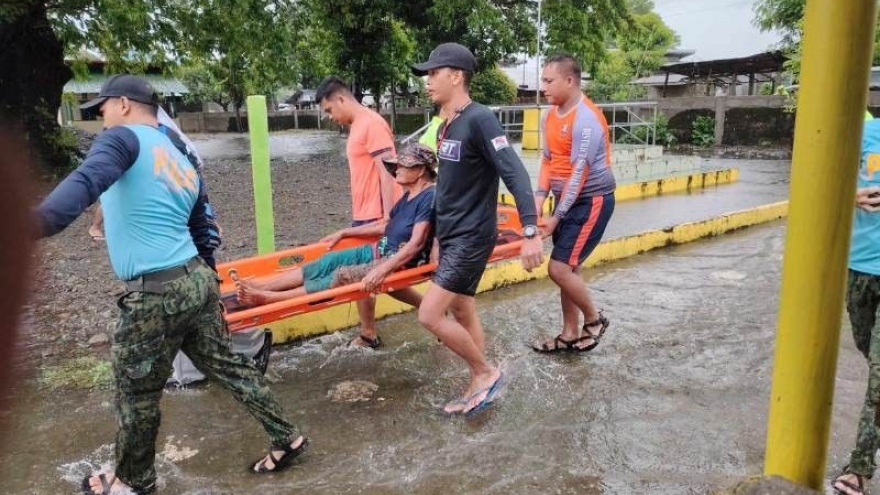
[490,101,660,146]
[401,101,660,146]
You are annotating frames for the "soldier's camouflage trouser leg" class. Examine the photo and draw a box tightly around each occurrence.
[111,261,299,494]
[845,269,880,477]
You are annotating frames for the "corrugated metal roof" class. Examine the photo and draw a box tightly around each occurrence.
[63,74,188,95]
[662,51,787,78]
[632,73,689,86]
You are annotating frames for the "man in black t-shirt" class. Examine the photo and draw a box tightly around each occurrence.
[412,43,544,415]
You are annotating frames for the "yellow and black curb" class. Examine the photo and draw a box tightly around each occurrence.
[614,168,739,202]
[499,168,739,214]
[264,200,788,344]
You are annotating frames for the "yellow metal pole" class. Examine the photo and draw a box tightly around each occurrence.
[764,0,877,489]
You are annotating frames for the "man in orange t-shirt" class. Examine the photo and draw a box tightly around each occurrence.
[532,54,616,355]
[316,76,402,348]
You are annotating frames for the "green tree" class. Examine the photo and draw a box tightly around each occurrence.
[588,1,677,102]
[397,0,537,70]
[617,11,678,78]
[303,0,416,107]
[627,0,654,15]
[540,0,631,74]
[2,0,302,168]
[754,0,880,81]
[306,0,535,110]
[294,26,342,89]
[3,1,87,169]
[753,0,805,48]
[172,0,302,129]
[176,63,234,112]
[589,52,646,101]
[433,0,535,67]
[470,67,518,104]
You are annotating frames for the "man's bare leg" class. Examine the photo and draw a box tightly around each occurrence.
[449,296,484,354]
[237,280,307,306]
[534,261,600,349]
[551,260,601,347]
[389,287,422,308]
[418,284,499,413]
[560,290,581,337]
[348,289,422,348]
[88,204,104,241]
[350,296,378,346]
[248,267,305,291]
[554,263,599,322]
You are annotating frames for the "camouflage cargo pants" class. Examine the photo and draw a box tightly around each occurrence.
[845,269,880,477]
[112,260,299,494]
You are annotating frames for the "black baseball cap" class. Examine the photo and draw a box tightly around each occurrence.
[80,74,159,110]
[411,43,476,76]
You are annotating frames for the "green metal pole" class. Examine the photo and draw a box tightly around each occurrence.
[247,95,275,254]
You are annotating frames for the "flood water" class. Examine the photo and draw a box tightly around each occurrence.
[2,221,872,494]
[189,130,343,160]
[2,133,865,494]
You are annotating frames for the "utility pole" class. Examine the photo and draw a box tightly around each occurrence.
[536,0,542,105]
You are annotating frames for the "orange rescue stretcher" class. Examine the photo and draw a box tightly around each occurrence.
[218,205,527,333]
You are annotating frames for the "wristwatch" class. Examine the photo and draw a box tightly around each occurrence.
[523,225,539,239]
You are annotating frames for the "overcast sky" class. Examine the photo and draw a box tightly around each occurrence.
[652,0,783,60]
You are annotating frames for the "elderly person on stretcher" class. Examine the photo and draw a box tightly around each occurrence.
[235,143,436,348]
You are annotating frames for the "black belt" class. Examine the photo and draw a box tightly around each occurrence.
[124,258,202,293]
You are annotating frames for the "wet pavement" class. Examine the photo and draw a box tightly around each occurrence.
[606,158,789,238]
[4,220,873,494]
[5,135,863,494]
[190,131,791,241]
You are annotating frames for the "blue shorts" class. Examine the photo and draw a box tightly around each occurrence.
[551,193,614,268]
[301,244,374,293]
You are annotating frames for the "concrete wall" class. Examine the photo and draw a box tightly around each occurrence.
[71,118,184,135]
[87,92,880,148]
[174,107,432,135]
[660,95,793,146]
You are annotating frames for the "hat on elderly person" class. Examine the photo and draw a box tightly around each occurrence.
[80,74,159,110]
[382,143,438,179]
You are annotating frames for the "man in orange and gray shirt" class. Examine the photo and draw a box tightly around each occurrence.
[532,54,616,354]
[316,76,403,348]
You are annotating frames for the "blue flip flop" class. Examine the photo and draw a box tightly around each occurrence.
[464,372,506,415]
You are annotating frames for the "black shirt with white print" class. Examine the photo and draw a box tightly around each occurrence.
[435,102,538,241]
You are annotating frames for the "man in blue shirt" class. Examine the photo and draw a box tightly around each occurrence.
[37,75,306,495]
[832,118,880,495]
[235,143,437,349]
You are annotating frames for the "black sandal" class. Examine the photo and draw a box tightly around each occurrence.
[532,334,580,353]
[80,473,114,495]
[833,470,866,495]
[577,313,610,353]
[350,334,383,349]
[252,437,309,474]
